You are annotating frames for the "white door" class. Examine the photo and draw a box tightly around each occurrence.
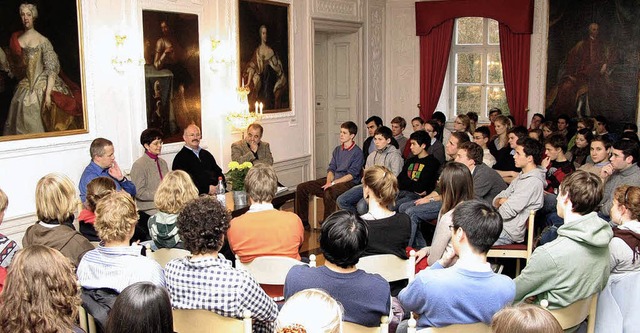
[314,31,359,178]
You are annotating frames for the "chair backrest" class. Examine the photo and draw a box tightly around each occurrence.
[525,210,535,259]
[146,247,191,268]
[343,316,389,333]
[544,293,598,332]
[235,255,314,285]
[424,322,492,333]
[78,305,98,333]
[172,309,252,333]
[355,250,416,283]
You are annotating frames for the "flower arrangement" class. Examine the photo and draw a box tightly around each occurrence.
[226,161,253,191]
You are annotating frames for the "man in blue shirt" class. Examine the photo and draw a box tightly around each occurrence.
[397,200,515,332]
[295,121,363,229]
[79,138,136,203]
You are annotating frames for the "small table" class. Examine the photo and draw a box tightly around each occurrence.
[226,187,296,217]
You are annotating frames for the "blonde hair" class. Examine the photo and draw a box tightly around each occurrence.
[0,187,7,212]
[491,304,563,333]
[494,115,513,129]
[19,3,38,19]
[35,173,78,223]
[363,165,398,208]
[245,164,278,203]
[154,170,198,214]
[95,191,138,243]
[613,185,640,221]
[86,177,116,212]
[0,245,81,332]
[276,289,343,333]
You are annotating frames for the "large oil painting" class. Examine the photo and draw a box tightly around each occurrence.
[142,10,201,143]
[239,0,290,113]
[545,0,640,131]
[0,0,87,142]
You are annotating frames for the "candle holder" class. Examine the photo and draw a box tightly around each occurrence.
[226,82,262,131]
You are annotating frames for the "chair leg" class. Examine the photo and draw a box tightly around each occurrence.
[312,196,319,230]
[515,259,522,277]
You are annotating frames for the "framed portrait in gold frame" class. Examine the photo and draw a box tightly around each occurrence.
[238,0,291,114]
[0,0,88,142]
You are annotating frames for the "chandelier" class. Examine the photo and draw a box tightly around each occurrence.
[226,80,263,131]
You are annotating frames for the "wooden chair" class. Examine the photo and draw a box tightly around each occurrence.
[356,250,417,283]
[312,195,323,229]
[487,210,536,276]
[78,305,97,333]
[406,316,491,333]
[343,316,389,333]
[172,309,252,333]
[145,246,191,268]
[235,254,316,301]
[542,294,598,333]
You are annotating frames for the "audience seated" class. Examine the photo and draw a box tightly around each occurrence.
[491,304,563,333]
[541,121,556,139]
[284,210,391,327]
[493,138,545,245]
[397,200,515,332]
[391,116,408,152]
[399,133,469,248]
[231,123,274,165]
[542,133,575,194]
[172,124,225,195]
[488,115,512,164]
[473,126,497,167]
[578,135,611,179]
[295,121,363,228]
[453,114,473,140]
[130,128,169,228]
[79,176,116,242]
[361,165,411,259]
[403,116,425,158]
[466,111,478,132]
[424,120,446,165]
[515,171,611,320]
[276,289,343,333]
[488,107,502,137]
[568,128,593,168]
[495,126,528,184]
[106,282,174,333]
[148,170,198,249]
[528,128,544,142]
[0,187,18,268]
[608,185,640,274]
[555,114,573,139]
[567,117,593,152]
[395,131,440,209]
[431,111,452,146]
[0,245,84,333]
[363,116,399,162]
[228,164,304,263]
[528,113,545,131]
[79,137,136,203]
[455,142,507,205]
[595,115,618,143]
[165,196,277,333]
[77,191,165,294]
[23,173,93,267]
[599,139,640,219]
[414,162,474,266]
[337,126,403,215]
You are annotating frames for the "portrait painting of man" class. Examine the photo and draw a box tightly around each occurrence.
[545,0,640,131]
[239,0,290,113]
[0,0,87,141]
[142,10,201,143]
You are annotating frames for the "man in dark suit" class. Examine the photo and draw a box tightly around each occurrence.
[172,124,224,195]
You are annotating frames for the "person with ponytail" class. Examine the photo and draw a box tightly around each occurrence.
[609,185,640,274]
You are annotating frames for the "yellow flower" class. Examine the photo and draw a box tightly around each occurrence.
[228,161,240,170]
[240,162,253,169]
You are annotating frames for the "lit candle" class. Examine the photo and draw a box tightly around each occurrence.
[254,101,259,113]
[242,77,244,87]
[259,102,264,115]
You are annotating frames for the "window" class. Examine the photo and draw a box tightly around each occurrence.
[450,17,509,120]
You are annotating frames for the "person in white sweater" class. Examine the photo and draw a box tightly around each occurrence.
[609,185,640,274]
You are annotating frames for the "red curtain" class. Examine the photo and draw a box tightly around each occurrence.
[419,20,454,121]
[499,23,531,126]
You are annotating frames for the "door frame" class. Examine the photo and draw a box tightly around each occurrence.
[309,18,364,179]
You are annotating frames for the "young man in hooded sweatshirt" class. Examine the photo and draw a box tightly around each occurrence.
[493,138,546,245]
[514,171,612,332]
[337,126,403,215]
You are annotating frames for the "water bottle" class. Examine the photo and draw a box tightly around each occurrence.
[216,176,226,206]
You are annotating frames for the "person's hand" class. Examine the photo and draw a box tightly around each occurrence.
[108,161,124,181]
[541,156,551,169]
[601,163,614,179]
[208,185,216,195]
[321,181,333,190]
[494,197,508,208]
[415,247,430,263]
[44,93,52,110]
[438,244,457,268]
[248,141,259,153]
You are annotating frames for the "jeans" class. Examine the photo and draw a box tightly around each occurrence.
[336,185,364,214]
[399,200,442,248]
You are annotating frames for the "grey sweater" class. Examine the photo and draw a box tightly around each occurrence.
[473,163,507,205]
[365,145,404,177]
[600,164,640,218]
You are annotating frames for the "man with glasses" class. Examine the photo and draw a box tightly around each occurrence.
[599,139,640,219]
[172,124,224,195]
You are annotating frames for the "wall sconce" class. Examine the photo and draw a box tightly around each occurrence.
[209,38,234,72]
[112,34,142,73]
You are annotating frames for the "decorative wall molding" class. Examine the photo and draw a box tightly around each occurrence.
[312,0,362,22]
[273,154,312,186]
[1,213,36,248]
